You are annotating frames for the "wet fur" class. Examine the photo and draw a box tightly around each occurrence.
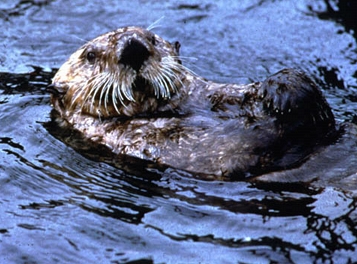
[50,26,336,180]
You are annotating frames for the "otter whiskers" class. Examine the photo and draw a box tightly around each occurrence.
[70,53,195,117]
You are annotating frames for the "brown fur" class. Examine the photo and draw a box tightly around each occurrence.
[50,27,335,179]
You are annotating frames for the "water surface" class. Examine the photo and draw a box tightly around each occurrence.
[1,0,357,263]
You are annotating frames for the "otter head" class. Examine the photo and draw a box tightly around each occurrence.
[51,27,186,118]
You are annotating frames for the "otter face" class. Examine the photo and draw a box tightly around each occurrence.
[52,27,186,117]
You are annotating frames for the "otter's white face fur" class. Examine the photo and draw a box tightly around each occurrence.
[50,27,338,179]
[52,26,191,117]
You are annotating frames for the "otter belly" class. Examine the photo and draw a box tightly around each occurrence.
[50,27,336,180]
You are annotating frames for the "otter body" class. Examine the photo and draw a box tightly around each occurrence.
[50,27,335,179]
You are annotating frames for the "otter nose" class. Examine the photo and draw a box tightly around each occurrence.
[119,38,150,72]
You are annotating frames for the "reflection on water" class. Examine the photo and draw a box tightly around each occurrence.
[1,64,357,264]
[1,0,357,263]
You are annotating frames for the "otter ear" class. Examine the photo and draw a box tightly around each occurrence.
[47,82,68,97]
[173,41,181,55]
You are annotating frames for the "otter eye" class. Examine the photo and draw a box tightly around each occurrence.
[86,51,96,64]
[151,36,156,45]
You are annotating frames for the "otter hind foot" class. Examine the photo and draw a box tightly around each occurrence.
[259,68,335,138]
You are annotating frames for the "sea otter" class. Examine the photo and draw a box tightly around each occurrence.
[49,26,336,180]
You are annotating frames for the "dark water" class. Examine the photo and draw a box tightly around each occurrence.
[1,0,357,263]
